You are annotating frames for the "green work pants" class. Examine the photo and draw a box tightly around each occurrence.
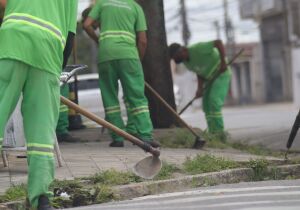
[203,69,231,133]
[98,59,153,142]
[0,59,60,208]
[56,84,69,135]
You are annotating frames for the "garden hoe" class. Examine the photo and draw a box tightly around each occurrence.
[60,97,162,179]
[60,65,162,179]
[178,48,245,115]
[145,82,206,149]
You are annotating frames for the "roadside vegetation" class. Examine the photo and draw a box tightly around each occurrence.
[157,128,285,157]
[2,154,299,208]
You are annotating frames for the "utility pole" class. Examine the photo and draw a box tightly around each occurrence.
[214,20,221,39]
[180,0,191,46]
[223,0,235,59]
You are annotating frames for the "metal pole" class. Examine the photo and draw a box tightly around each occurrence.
[180,0,191,46]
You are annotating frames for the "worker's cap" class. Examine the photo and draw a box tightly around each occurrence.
[169,43,183,58]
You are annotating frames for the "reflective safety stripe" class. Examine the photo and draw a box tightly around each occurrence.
[105,105,120,111]
[3,13,66,48]
[27,143,54,157]
[105,106,121,115]
[105,106,121,114]
[27,151,54,157]
[103,1,132,10]
[100,31,136,42]
[27,146,54,153]
[27,143,54,149]
[132,110,149,115]
[131,106,149,116]
[206,112,222,118]
[106,110,121,115]
[60,104,69,113]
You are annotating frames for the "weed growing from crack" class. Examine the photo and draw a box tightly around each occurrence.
[248,159,269,181]
[202,177,219,187]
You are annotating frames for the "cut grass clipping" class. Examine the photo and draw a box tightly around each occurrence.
[0,184,27,203]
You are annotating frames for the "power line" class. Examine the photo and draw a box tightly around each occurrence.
[187,0,238,13]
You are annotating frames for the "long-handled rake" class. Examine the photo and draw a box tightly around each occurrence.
[145,82,206,149]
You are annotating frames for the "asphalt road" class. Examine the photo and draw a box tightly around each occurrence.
[182,103,300,151]
[69,180,300,210]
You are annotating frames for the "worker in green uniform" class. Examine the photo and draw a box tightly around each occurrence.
[169,41,231,141]
[83,0,160,148]
[0,1,4,25]
[56,85,70,141]
[0,0,78,209]
[56,84,81,143]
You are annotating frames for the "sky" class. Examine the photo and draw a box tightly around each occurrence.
[78,0,260,45]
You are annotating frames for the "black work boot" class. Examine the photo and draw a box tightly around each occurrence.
[109,141,124,147]
[37,195,54,210]
[57,133,81,143]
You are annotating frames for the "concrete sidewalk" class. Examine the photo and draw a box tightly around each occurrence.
[0,132,282,194]
[1,103,297,195]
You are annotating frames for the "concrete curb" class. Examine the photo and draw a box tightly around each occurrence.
[114,164,300,200]
[2,164,300,210]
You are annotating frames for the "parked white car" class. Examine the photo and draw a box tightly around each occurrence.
[68,74,182,119]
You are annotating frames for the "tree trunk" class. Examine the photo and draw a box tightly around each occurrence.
[137,0,177,128]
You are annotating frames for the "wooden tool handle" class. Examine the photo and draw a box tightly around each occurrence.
[60,96,160,157]
[145,83,201,137]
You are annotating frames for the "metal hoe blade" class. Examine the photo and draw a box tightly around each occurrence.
[133,156,162,179]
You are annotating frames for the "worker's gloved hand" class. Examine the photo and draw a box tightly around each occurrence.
[195,87,203,98]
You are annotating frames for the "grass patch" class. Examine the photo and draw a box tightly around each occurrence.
[206,139,229,149]
[155,162,182,180]
[157,128,285,158]
[0,184,27,203]
[183,154,240,175]
[158,128,196,148]
[85,169,142,186]
[231,142,281,157]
